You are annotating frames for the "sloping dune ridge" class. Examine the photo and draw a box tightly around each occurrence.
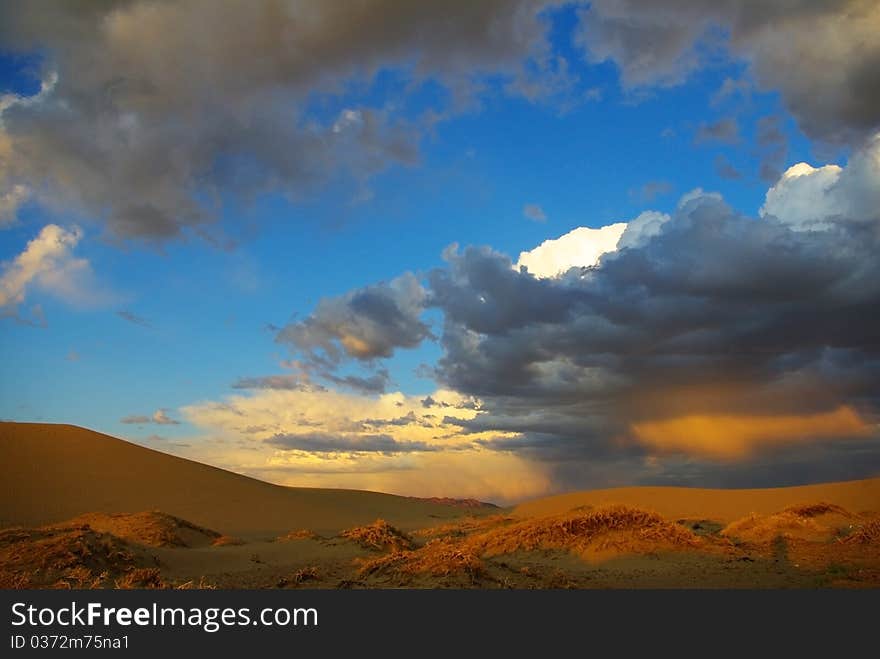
[0,422,483,535]
[514,478,880,523]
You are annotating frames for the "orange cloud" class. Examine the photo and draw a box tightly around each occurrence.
[630,406,871,460]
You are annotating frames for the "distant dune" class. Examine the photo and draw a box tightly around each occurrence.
[0,422,486,536]
[514,478,880,523]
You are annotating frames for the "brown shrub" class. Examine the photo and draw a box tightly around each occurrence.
[114,567,166,589]
[784,503,852,518]
[277,566,320,588]
[357,538,484,579]
[413,515,514,539]
[463,505,699,558]
[0,570,32,589]
[340,519,413,551]
[174,577,217,590]
[842,518,880,545]
[722,503,856,544]
[57,512,220,548]
[0,526,138,587]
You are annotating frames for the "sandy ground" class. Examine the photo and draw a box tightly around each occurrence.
[513,479,880,523]
[1,422,878,589]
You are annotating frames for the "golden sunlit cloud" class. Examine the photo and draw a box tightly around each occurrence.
[630,406,872,460]
[177,387,552,503]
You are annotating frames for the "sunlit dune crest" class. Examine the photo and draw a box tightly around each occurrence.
[630,406,871,459]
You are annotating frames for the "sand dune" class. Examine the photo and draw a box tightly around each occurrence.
[0,422,485,536]
[2,422,880,589]
[514,478,880,523]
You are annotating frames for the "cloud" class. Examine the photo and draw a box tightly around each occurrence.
[267,432,437,454]
[710,77,751,108]
[179,386,549,502]
[225,136,880,494]
[275,272,431,366]
[116,310,152,328]
[631,406,870,460]
[631,180,672,203]
[418,144,880,489]
[0,184,29,227]
[232,375,324,392]
[121,409,181,425]
[695,117,739,145]
[522,203,547,222]
[756,115,789,183]
[576,0,880,144]
[0,224,105,313]
[760,133,880,229]
[0,1,559,241]
[714,154,742,180]
[515,223,627,278]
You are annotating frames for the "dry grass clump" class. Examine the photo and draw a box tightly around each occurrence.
[784,503,851,518]
[413,515,514,539]
[842,518,880,545]
[212,535,245,547]
[463,505,699,558]
[277,566,320,588]
[114,568,217,590]
[114,567,166,589]
[340,519,413,551]
[278,529,320,542]
[57,512,221,548]
[0,525,138,588]
[358,538,484,580]
[723,503,855,544]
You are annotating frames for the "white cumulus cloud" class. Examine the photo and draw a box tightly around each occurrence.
[761,133,880,230]
[516,223,627,278]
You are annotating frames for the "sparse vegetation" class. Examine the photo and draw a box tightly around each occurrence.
[277,566,320,588]
[358,538,484,580]
[842,518,880,544]
[462,505,701,558]
[722,503,856,544]
[341,519,413,551]
[56,512,221,548]
[278,529,320,542]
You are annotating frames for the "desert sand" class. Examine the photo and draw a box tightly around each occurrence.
[0,422,488,535]
[513,478,880,523]
[1,422,878,589]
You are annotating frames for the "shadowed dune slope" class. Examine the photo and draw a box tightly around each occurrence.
[514,479,880,523]
[0,423,482,536]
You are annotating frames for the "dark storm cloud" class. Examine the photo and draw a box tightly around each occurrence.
[755,115,789,183]
[432,193,880,411]
[577,0,880,144]
[266,432,437,454]
[275,272,431,365]
[3,2,877,243]
[321,369,391,395]
[0,0,555,239]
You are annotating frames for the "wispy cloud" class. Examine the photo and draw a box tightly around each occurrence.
[116,310,152,328]
[121,409,180,425]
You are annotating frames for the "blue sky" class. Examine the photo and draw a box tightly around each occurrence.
[1,2,877,501]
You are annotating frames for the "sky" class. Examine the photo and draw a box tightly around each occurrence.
[1,1,879,504]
